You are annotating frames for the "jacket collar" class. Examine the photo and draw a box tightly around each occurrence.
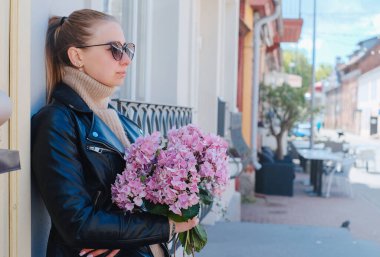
[52,83,92,113]
[52,83,126,155]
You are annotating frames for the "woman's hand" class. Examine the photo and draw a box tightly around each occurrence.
[79,248,120,257]
[171,217,199,234]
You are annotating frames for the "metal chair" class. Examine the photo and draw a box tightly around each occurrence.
[355,148,376,172]
[324,156,355,198]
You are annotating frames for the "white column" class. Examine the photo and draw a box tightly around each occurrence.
[196,0,222,133]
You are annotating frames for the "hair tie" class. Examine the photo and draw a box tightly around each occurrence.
[60,16,67,26]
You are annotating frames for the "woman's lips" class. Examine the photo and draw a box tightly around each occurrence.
[117,71,126,78]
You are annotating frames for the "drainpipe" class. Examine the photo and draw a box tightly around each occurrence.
[251,0,281,169]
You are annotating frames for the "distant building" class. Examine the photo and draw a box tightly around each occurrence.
[324,37,380,136]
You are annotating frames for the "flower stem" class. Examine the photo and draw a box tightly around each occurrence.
[184,230,190,255]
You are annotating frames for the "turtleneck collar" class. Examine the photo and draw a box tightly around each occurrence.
[62,66,118,110]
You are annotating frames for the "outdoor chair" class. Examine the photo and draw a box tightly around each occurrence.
[256,149,296,197]
[323,155,355,198]
[229,112,295,197]
[255,162,295,196]
[354,148,376,172]
[229,112,252,172]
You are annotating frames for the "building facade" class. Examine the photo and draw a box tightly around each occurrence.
[325,37,380,136]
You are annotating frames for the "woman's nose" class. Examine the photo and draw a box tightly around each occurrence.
[120,52,132,66]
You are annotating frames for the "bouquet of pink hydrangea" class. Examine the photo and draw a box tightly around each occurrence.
[111,124,229,255]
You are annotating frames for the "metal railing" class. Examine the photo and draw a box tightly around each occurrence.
[112,99,193,137]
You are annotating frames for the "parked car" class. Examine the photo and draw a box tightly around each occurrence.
[291,123,311,137]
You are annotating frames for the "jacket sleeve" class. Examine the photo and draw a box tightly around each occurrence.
[31,106,170,249]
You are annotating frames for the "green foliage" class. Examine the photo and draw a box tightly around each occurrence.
[283,50,312,88]
[199,188,213,205]
[260,83,309,133]
[283,50,333,88]
[316,63,333,81]
[260,83,313,159]
[144,200,200,222]
[179,224,208,255]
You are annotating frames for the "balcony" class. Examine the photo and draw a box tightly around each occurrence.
[112,99,193,137]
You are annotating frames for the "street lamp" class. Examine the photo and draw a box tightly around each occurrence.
[310,0,317,149]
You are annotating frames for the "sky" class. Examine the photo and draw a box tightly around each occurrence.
[281,0,380,66]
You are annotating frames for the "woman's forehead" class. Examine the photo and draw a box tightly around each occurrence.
[89,21,125,44]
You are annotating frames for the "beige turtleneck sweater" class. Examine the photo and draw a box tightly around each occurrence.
[62,66,165,257]
[62,66,131,147]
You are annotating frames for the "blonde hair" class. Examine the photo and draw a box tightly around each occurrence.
[45,9,117,103]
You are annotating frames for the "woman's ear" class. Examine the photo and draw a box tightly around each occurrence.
[67,47,84,68]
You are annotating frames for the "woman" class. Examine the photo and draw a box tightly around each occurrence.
[31,9,197,257]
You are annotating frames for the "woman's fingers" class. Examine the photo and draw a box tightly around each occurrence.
[88,249,109,257]
[173,217,199,233]
[105,249,121,257]
[79,249,93,256]
[79,248,108,257]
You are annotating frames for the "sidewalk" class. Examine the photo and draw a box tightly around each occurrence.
[200,129,380,256]
[202,222,380,257]
[200,172,380,256]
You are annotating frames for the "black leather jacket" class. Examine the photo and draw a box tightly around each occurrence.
[31,83,170,257]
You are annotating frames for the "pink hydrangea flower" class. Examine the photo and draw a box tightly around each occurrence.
[111,124,229,215]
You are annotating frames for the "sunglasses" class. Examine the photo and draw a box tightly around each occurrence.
[76,42,135,61]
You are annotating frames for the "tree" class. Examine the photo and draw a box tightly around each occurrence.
[316,63,333,81]
[283,50,333,88]
[260,83,310,159]
[283,50,312,89]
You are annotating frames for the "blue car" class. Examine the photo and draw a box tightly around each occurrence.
[291,123,311,137]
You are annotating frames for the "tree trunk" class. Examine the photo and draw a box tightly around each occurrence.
[275,132,284,160]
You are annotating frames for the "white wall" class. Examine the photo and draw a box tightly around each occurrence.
[149,0,180,105]
[357,66,380,136]
[176,0,194,107]
[30,2,102,256]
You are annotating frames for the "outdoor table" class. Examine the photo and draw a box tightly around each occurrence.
[297,149,342,196]
[290,140,324,175]
[290,140,310,149]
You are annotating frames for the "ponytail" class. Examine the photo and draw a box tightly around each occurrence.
[44,9,117,103]
[45,16,64,103]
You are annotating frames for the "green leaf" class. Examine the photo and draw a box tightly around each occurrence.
[192,225,208,252]
[178,231,187,248]
[178,225,208,254]
[181,203,200,220]
[168,212,187,222]
[143,201,169,216]
[199,188,213,205]
[167,204,200,222]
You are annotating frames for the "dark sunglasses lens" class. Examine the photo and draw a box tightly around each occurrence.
[110,44,123,61]
[125,43,135,60]
[126,49,134,60]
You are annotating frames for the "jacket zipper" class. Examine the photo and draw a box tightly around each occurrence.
[86,137,124,159]
[94,190,102,206]
[87,145,114,154]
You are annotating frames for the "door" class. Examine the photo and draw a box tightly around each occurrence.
[370,116,377,136]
